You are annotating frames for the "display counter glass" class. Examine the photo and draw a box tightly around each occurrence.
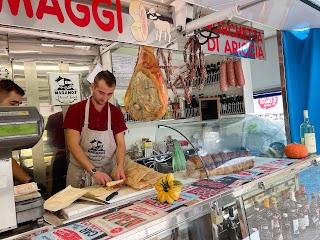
[2,116,319,240]
[9,155,313,240]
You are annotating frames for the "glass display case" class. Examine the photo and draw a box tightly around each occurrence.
[3,115,319,240]
[154,115,287,178]
[156,115,286,156]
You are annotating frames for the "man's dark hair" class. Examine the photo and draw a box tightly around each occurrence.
[0,79,25,102]
[94,70,116,87]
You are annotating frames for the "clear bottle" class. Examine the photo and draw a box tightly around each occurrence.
[280,190,291,215]
[281,213,292,240]
[247,200,262,233]
[260,218,273,240]
[300,110,317,153]
[262,198,273,231]
[289,208,300,238]
[300,184,310,228]
[289,188,300,238]
[271,197,282,228]
[297,203,306,231]
[310,192,319,226]
[272,215,284,240]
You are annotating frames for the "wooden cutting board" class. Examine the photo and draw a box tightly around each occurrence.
[61,186,154,219]
[95,186,153,203]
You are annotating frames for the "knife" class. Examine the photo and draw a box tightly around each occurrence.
[105,185,124,202]
[80,196,107,205]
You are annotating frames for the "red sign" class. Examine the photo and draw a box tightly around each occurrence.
[0,0,123,33]
[0,0,178,49]
[258,97,278,109]
[202,21,265,60]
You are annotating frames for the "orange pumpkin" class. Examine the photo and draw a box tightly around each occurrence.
[284,143,308,159]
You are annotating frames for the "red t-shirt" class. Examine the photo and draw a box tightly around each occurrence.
[63,99,127,138]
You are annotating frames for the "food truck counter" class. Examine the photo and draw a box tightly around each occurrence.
[3,154,319,240]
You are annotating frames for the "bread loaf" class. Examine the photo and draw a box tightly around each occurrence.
[189,155,203,169]
[112,155,164,190]
[186,152,255,179]
[125,46,168,121]
[106,179,124,189]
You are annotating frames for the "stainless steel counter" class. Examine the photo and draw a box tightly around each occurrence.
[1,155,319,240]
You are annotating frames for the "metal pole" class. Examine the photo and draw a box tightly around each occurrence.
[239,0,269,11]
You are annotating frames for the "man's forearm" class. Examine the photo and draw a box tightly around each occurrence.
[115,143,126,167]
[12,158,32,184]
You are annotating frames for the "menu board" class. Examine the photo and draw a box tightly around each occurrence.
[111,54,137,87]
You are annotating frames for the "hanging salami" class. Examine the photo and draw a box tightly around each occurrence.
[219,60,228,92]
[234,58,245,87]
[226,58,236,87]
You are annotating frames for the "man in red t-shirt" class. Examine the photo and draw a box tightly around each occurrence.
[63,71,127,187]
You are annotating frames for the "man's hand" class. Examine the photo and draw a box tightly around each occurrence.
[28,179,47,197]
[92,171,112,186]
[116,165,126,181]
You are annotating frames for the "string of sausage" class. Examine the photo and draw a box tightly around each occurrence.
[157,48,192,104]
[184,36,207,90]
[156,36,207,104]
[219,57,245,92]
[157,48,177,97]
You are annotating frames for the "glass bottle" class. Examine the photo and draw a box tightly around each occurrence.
[300,110,317,153]
[190,95,198,108]
[281,213,292,240]
[262,198,273,231]
[289,188,300,238]
[166,97,173,119]
[247,200,262,233]
[280,190,290,215]
[310,192,319,226]
[271,197,282,228]
[297,203,306,231]
[272,215,284,240]
[260,218,273,240]
[300,184,310,228]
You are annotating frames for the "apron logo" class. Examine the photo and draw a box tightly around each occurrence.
[88,139,106,161]
[54,76,78,104]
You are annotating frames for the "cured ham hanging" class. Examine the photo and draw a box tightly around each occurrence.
[125,45,168,121]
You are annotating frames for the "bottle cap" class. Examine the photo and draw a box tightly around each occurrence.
[303,110,309,118]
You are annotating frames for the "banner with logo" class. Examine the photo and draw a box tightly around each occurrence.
[0,0,178,50]
[201,21,265,60]
[253,96,283,114]
[48,73,81,106]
